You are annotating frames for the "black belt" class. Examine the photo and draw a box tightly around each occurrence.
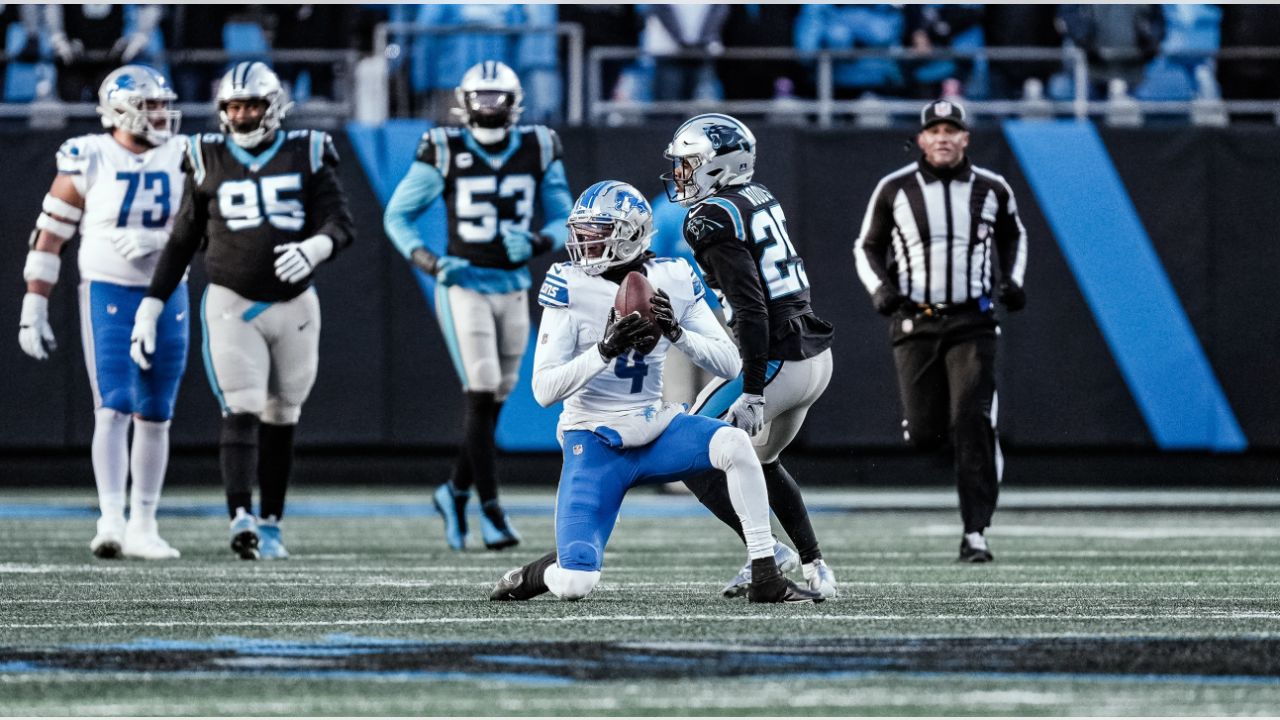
[910,297,991,317]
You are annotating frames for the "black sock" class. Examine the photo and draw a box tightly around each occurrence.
[462,391,498,503]
[764,461,822,564]
[220,413,259,519]
[751,556,781,585]
[258,422,295,521]
[685,471,747,544]
[516,550,557,600]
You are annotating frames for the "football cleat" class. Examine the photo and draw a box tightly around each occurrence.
[958,531,994,563]
[89,515,126,559]
[122,522,180,560]
[748,572,825,604]
[490,566,532,601]
[229,508,260,560]
[803,559,838,599]
[257,519,290,560]
[721,540,801,598]
[479,499,521,551]
[432,482,470,551]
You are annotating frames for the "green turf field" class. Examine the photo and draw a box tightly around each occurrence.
[2,487,1279,715]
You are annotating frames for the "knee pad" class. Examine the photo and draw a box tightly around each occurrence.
[94,407,131,433]
[262,396,302,425]
[545,565,601,601]
[558,539,602,572]
[222,389,267,418]
[467,358,501,393]
[708,426,756,472]
[99,386,133,416]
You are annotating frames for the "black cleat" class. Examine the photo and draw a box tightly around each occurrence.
[92,540,123,560]
[958,532,994,563]
[490,567,532,601]
[231,530,260,560]
[748,574,825,604]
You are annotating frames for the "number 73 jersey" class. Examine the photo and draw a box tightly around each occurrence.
[57,133,188,287]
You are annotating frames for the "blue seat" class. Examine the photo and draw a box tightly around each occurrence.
[223,22,269,56]
[4,22,44,102]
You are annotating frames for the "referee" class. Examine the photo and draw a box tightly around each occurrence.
[853,99,1027,563]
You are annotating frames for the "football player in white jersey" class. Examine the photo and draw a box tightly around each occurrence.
[489,181,823,604]
[18,65,188,560]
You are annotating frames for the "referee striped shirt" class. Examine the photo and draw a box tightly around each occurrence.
[854,157,1027,306]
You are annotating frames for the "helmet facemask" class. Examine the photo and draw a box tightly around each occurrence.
[566,217,647,276]
[462,90,517,130]
[216,62,292,149]
[661,152,720,207]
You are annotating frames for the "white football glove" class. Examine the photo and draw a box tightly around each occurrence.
[18,293,56,360]
[129,297,164,371]
[726,393,766,436]
[273,234,334,284]
[110,230,167,261]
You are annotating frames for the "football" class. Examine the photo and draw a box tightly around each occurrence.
[614,271,660,354]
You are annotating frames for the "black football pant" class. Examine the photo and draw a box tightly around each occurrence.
[891,310,1000,534]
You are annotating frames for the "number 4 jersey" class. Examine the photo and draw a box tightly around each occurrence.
[150,130,355,303]
[57,133,188,287]
[681,182,833,395]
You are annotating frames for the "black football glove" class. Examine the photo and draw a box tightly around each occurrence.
[999,280,1026,312]
[650,289,683,343]
[872,285,907,316]
[598,309,655,360]
[410,247,440,275]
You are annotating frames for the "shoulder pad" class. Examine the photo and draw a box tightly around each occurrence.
[186,133,211,184]
[308,130,339,173]
[531,125,563,171]
[537,262,572,308]
[656,257,706,305]
[416,127,452,176]
[684,199,744,247]
[55,135,96,175]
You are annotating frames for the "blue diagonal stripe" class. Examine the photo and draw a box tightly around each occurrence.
[1003,119,1245,451]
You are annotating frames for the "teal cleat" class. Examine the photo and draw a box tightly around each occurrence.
[479,499,521,551]
[229,508,259,561]
[258,519,290,560]
[432,482,470,551]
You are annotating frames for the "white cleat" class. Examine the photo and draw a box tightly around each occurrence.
[89,516,126,559]
[803,558,838,599]
[123,524,181,560]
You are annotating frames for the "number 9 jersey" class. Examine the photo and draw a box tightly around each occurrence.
[151,130,355,303]
[58,133,188,287]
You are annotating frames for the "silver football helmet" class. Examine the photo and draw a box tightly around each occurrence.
[453,60,524,142]
[216,61,292,148]
[96,65,181,146]
[662,113,757,207]
[566,181,654,276]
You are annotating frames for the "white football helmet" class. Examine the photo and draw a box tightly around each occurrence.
[216,61,293,148]
[662,113,757,207]
[454,60,524,142]
[96,65,181,146]
[566,181,654,276]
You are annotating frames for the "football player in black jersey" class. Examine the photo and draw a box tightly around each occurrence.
[384,60,573,552]
[130,61,355,560]
[662,113,839,599]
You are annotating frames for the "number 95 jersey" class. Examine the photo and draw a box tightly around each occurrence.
[179,130,354,302]
[58,133,188,287]
[417,125,561,270]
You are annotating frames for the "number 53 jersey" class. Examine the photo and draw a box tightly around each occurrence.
[169,130,355,303]
[58,133,188,287]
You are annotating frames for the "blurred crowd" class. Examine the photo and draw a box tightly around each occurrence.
[2,4,1279,120]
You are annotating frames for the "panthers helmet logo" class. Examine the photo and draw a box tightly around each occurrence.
[704,124,749,155]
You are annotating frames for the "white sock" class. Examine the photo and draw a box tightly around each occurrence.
[964,531,988,551]
[709,427,774,560]
[129,418,171,532]
[91,408,130,521]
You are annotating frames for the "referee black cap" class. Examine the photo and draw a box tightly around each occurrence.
[920,99,967,131]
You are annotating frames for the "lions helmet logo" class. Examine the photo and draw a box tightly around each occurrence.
[613,189,651,218]
[704,124,749,155]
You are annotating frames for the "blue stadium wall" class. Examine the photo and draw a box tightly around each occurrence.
[1,121,1277,455]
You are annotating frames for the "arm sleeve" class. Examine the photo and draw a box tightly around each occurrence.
[853,176,898,295]
[673,296,742,380]
[537,159,572,250]
[993,179,1028,286]
[384,161,445,259]
[697,239,770,394]
[309,137,355,254]
[147,169,205,302]
[530,307,610,407]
